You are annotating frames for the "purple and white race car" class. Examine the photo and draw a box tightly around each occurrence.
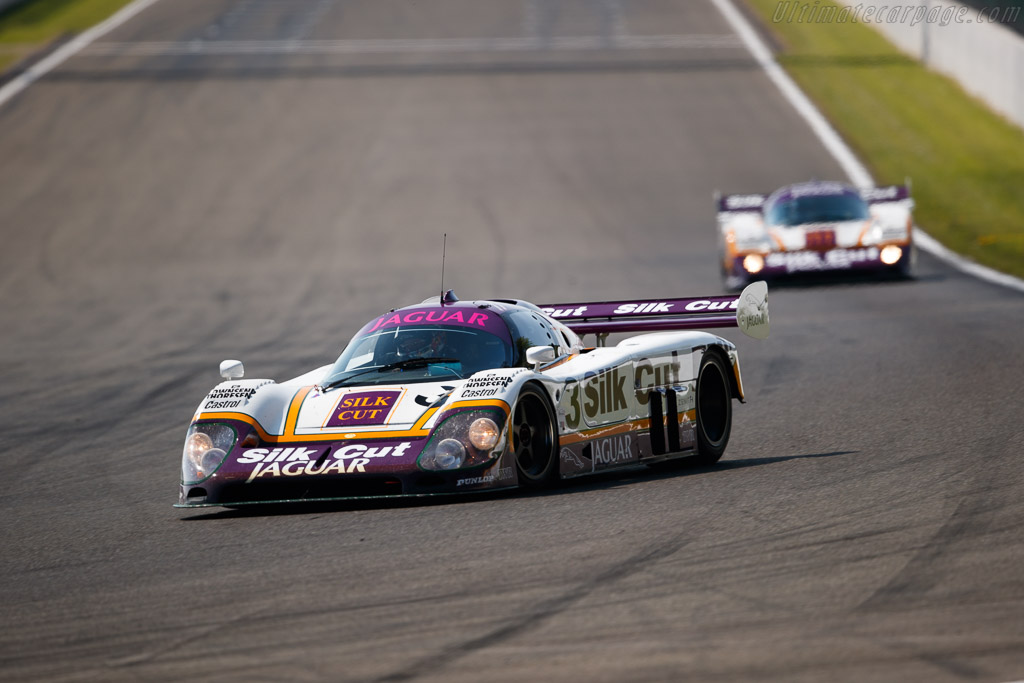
[177,284,769,508]
[716,180,916,289]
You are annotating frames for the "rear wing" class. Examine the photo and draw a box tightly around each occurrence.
[861,184,912,205]
[716,193,766,214]
[717,184,911,212]
[540,282,769,340]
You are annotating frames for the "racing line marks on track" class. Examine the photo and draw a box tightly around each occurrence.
[374,534,693,682]
[711,0,1024,295]
[77,34,744,57]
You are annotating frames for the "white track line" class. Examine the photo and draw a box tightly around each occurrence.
[710,0,1024,294]
[0,0,164,110]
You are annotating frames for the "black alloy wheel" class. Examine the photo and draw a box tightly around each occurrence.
[511,384,558,489]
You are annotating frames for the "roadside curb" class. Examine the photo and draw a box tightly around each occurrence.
[0,0,163,110]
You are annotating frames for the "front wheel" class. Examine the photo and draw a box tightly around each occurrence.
[897,243,917,280]
[511,384,559,489]
[693,351,733,465]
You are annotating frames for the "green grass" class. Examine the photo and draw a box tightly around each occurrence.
[0,0,134,73]
[745,0,1024,279]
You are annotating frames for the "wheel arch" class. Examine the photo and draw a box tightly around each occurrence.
[702,343,743,402]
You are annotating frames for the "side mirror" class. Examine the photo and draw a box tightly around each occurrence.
[219,359,244,380]
[525,346,557,370]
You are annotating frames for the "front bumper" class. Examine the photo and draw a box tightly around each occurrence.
[728,244,912,281]
[176,419,517,507]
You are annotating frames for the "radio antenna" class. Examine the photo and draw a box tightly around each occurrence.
[439,233,447,305]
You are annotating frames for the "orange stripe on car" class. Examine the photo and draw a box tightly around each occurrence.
[195,404,444,442]
[559,410,696,446]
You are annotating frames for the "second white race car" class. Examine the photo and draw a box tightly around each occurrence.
[716,180,916,289]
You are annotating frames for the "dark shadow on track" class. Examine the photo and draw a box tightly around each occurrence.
[179,450,856,520]
[48,58,761,83]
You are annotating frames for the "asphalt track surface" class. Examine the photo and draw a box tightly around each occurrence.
[1,1,1023,681]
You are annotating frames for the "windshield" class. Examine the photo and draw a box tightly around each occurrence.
[322,323,514,388]
[765,193,869,226]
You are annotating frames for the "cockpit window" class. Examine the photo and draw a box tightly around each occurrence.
[322,307,515,387]
[765,193,869,226]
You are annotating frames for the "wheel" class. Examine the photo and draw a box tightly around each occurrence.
[693,351,732,465]
[897,243,917,280]
[511,384,558,489]
[720,251,746,292]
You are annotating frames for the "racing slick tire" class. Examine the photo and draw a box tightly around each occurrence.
[512,384,559,490]
[897,243,917,280]
[692,351,732,466]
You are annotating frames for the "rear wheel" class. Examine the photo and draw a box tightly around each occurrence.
[511,384,558,489]
[693,351,732,465]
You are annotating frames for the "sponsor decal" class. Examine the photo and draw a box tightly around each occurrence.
[684,299,739,312]
[592,434,634,468]
[366,308,493,333]
[456,467,514,487]
[541,305,589,318]
[738,304,769,331]
[724,194,764,210]
[243,442,413,482]
[203,385,259,410]
[582,366,630,424]
[765,247,880,273]
[861,186,900,201]
[204,399,243,410]
[326,390,401,428]
[207,386,259,401]
[788,181,851,199]
[458,372,522,399]
[560,447,588,469]
[634,354,684,407]
[612,302,675,315]
[679,423,696,447]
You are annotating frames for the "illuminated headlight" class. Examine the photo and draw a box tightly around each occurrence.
[468,417,500,450]
[742,253,765,274]
[418,410,506,471]
[182,423,236,484]
[880,245,903,265]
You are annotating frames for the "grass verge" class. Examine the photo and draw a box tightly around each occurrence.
[0,0,134,73]
[744,0,1024,280]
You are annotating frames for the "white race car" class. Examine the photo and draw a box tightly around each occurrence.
[717,180,915,289]
[177,284,769,508]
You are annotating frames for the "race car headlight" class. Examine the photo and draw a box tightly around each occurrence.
[182,422,236,484]
[880,245,903,265]
[434,439,466,470]
[418,410,507,471]
[742,253,765,274]
[468,417,500,450]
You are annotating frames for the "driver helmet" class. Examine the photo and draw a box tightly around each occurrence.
[397,329,447,357]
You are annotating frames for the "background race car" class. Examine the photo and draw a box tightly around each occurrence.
[716,180,916,290]
[178,285,769,508]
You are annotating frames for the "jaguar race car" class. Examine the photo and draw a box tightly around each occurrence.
[176,284,769,508]
[716,180,916,289]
